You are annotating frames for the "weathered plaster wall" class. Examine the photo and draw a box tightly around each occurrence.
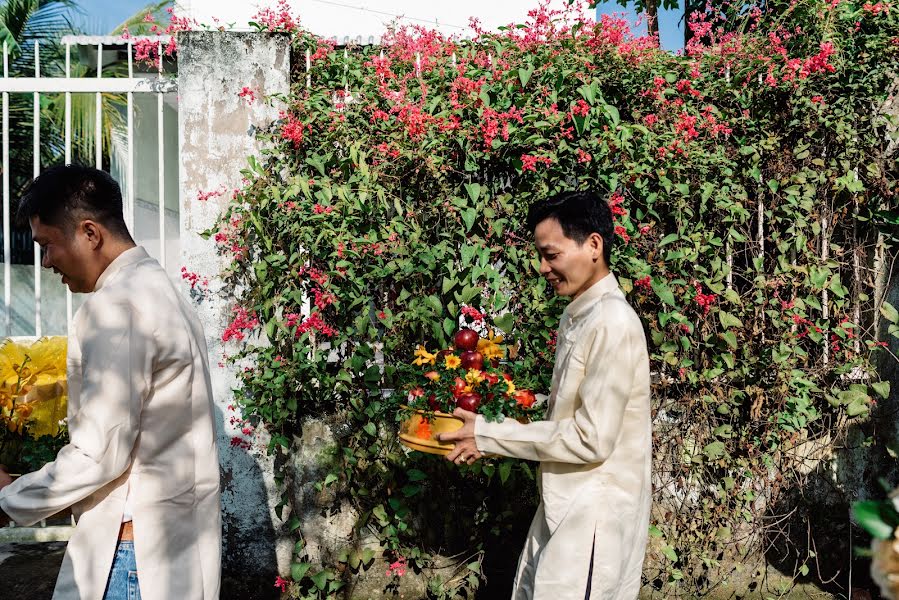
[178,30,292,576]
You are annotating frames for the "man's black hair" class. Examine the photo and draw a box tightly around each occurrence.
[16,164,131,239]
[526,190,615,264]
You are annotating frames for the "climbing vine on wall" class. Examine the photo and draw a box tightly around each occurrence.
[210,0,899,596]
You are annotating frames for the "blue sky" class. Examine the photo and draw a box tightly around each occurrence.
[70,1,684,51]
[596,1,684,51]
[67,0,150,35]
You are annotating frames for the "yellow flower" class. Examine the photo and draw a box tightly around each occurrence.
[478,330,506,361]
[412,345,436,366]
[505,378,516,395]
[444,354,461,369]
[465,369,484,385]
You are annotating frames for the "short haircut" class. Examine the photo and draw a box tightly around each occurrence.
[16,164,131,239]
[526,190,614,264]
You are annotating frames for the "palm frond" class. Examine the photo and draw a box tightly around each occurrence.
[109,1,172,36]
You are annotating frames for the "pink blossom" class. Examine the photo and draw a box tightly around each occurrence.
[238,86,256,105]
[223,307,259,342]
[461,305,485,322]
[386,556,407,577]
[252,0,300,32]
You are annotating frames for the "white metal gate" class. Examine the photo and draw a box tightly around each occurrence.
[0,35,179,542]
[0,35,179,337]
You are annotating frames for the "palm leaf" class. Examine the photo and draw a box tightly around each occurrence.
[109,1,172,36]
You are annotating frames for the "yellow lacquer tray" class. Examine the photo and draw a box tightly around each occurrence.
[398,408,463,456]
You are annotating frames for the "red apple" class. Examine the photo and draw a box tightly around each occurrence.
[454,329,479,352]
[451,377,467,398]
[460,351,484,371]
[456,392,482,412]
[514,389,536,408]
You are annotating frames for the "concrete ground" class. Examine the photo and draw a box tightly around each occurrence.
[0,541,877,600]
[0,542,279,600]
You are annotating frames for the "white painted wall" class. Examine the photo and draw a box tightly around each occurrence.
[176,0,545,40]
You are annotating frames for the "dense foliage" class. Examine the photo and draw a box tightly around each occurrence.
[210,0,899,595]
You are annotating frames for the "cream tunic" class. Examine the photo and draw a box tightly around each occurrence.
[0,247,222,600]
[475,273,651,600]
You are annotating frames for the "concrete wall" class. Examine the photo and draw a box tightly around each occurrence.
[178,31,292,576]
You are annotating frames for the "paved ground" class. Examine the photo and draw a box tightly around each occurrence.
[0,542,65,599]
[0,541,873,600]
[0,542,279,600]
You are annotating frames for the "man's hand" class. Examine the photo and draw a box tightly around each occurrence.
[0,465,12,526]
[0,465,12,491]
[437,408,483,465]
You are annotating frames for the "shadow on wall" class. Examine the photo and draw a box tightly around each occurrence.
[760,263,899,599]
[214,404,280,600]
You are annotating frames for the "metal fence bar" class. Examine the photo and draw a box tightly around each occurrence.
[157,42,166,269]
[95,43,102,169]
[3,42,11,336]
[126,43,134,234]
[33,40,41,336]
[65,43,72,330]
[0,78,177,93]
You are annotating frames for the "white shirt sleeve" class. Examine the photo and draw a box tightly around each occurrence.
[474,320,638,464]
[0,300,151,526]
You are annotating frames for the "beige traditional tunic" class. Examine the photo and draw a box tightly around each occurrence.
[0,247,222,600]
[475,273,651,600]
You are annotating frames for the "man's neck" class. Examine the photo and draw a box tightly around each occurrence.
[90,240,138,291]
[572,267,611,300]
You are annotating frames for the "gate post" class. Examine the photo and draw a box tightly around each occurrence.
[178,30,291,578]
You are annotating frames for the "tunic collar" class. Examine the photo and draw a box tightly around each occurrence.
[94,246,148,292]
[562,272,619,321]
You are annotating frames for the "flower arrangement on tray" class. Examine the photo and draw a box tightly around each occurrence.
[0,337,69,474]
[396,309,542,456]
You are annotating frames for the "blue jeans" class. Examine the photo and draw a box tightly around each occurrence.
[102,541,142,600]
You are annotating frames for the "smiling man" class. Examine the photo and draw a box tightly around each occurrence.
[439,190,652,599]
[0,165,221,600]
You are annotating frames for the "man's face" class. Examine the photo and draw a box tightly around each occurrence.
[30,216,96,293]
[534,217,605,299]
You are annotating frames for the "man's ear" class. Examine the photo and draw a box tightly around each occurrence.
[588,232,604,263]
[81,220,103,250]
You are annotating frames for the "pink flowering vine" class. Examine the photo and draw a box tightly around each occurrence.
[223,307,259,342]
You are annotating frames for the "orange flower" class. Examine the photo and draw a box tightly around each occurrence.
[444,354,461,369]
[412,345,436,366]
[416,419,433,439]
[514,389,536,408]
